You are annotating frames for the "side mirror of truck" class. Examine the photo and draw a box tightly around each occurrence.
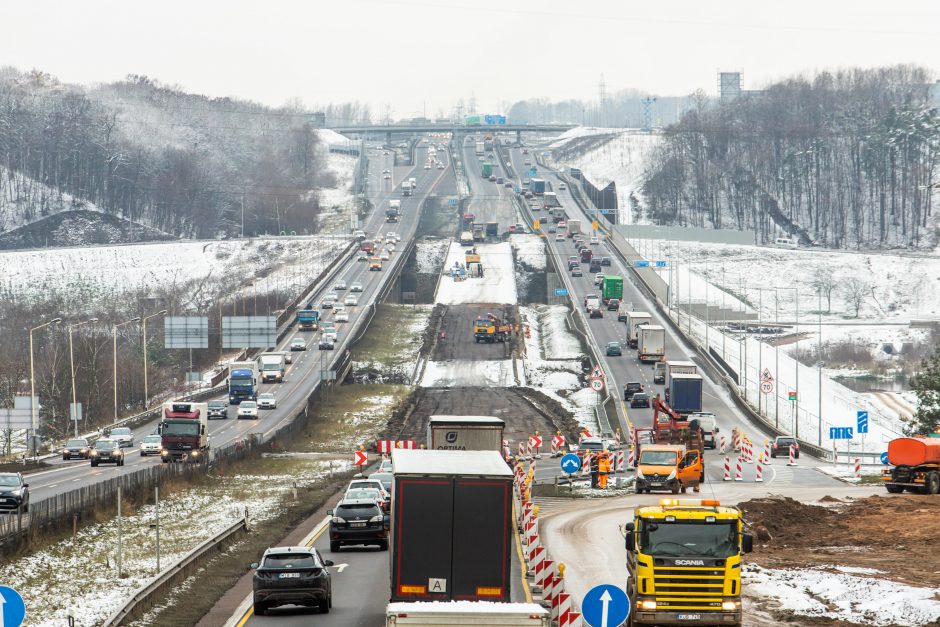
[327,509,333,516]
[742,532,754,553]
[249,562,259,570]
[625,531,634,551]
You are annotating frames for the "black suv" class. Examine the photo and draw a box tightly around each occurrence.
[90,439,125,466]
[0,472,29,512]
[328,499,388,552]
[61,437,90,460]
[630,392,651,408]
[771,436,800,458]
[252,546,333,615]
[623,382,644,400]
[208,400,227,419]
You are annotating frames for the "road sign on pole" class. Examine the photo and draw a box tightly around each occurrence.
[880,452,889,464]
[761,368,773,382]
[554,288,569,297]
[0,585,27,627]
[829,427,854,440]
[634,260,650,268]
[590,378,605,392]
[560,453,582,474]
[857,411,869,434]
[582,584,630,627]
[760,381,773,395]
[788,391,797,401]
[354,450,368,466]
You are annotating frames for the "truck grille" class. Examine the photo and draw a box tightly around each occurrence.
[650,566,726,610]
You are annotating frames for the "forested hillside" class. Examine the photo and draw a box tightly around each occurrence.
[0,68,334,240]
[642,66,940,249]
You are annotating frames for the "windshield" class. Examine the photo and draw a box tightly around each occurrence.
[347,489,380,500]
[0,476,22,486]
[230,376,253,387]
[143,435,161,443]
[639,520,738,558]
[261,363,280,370]
[639,450,678,466]
[241,402,257,409]
[336,504,381,518]
[263,554,318,569]
[162,422,200,436]
[112,428,131,436]
[350,481,382,492]
[96,440,117,450]
[67,439,87,447]
[209,401,226,409]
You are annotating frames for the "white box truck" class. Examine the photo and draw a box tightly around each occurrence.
[427,416,505,452]
[566,219,581,238]
[665,360,697,388]
[625,311,652,348]
[637,324,666,363]
[258,352,286,383]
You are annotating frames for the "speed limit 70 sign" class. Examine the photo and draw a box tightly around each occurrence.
[590,377,605,392]
[760,381,773,395]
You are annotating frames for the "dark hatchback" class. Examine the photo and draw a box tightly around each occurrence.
[90,439,125,466]
[208,400,227,419]
[328,499,388,552]
[0,473,29,512]
[623,382,644,400]
[61,437,91,460]
[252,546,333,615]
[630,392,651,408]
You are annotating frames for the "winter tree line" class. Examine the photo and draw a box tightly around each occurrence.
[642,65,940,249]
[0,69,336,239]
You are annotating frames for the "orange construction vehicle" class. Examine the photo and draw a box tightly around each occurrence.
[473,313,511,343]
[633,396,705,494]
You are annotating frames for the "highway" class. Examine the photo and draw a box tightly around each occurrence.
[22,142,454,504]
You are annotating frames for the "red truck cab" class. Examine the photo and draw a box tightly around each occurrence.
[580,248,593,263]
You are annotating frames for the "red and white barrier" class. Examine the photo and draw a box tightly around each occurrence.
[787,444,798,467]
[536,558,554,592]
[733,431,741,451]
[614,431,621,448]
[723,457,731,481]
[527,542,544,573]
[616,450,625,472]
[854,457,861,480]
[376,439,417,453]
[582,453,592,475]
[627,447,635,469]
[555,593,572,625]
[743,438,753,463]
[719,435,727,455]
[763,440,772,465]
[526,439,533,459]
[755,454,764,482]
[518,441,525,458]
[542,571,555,607]
[550,440,558,456]
[735,457,743,481]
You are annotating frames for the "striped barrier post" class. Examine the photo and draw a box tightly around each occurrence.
[527,542,544,573]
[518,442,525,458]
[526,439,533,459]
[719,435,727,455]
[763,439,772,464]
[616,450,625,473]
[556,592,571,626]
[854,457,861,480]
[551,440,558,456]
[565,613,583,627]
[532,557,548,593]
[537,558,553,593]
[723,457,731,481]
[541,571,555,608]
[755,454,764,482]
[788,444,798,467]
[582,453,591,476]
[733,431,741,451]
[627,446,635,469]
[744,439,753,463]
[735,457,743,481]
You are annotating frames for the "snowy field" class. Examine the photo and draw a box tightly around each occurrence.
[415,237,450,274]
[0,236,351,311]
[435,242,518,305]
[544,128,661,225]
[420,359,516,387]
[510,234,547,270]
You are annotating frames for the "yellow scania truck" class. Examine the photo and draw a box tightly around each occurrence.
[623,499,753,626]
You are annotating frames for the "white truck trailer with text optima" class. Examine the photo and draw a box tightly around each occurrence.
[427,416,505,452]
[637,324,666,363]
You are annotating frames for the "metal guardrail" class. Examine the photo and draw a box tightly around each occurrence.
[102,516,248,626]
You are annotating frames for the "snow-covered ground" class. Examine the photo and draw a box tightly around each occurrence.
[415,237,450,274]
[435,242,518,305]
[510,234,547,270]
[744,564,940,626]
[544,128,662,225]
[0,236,350,312]
[420,359,516,387]
[0,457,352,626]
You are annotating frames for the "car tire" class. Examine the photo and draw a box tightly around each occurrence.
[319,599,330,614]
[329,594,333,609]
[379,540,389,551]
[22,500,29,513]
[63,455,68,461]
[330,542,340,552]
[140,451,145,457]
[119,459,125,466]
[254,604,266,616]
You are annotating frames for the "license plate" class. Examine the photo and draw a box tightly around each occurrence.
[350,522,366,528]
[650,483,662,487]
[677,614,701,620]
[279,572,300,578]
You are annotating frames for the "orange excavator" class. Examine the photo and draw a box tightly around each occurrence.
[473,312,511,343]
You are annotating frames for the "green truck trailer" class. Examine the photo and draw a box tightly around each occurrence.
[482,163,493,178]
[602,275,623,303]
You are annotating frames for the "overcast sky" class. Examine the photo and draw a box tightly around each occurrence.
[3,0,939,118]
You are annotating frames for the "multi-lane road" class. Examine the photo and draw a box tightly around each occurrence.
[23,143,453,505]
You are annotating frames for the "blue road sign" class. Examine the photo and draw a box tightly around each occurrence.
[652,260,668,268]
[560,453,582,475]
[582,584,630,627]
[448,197,458,206]
[829,427,854,440]
[857,411,869,434]
[634,260,650,268]
[0,586,26,627]
[554,288,569,297]
[881,452,890,465]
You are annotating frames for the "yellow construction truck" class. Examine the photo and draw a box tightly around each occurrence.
[623,499,753,626]
[473,313,511,343]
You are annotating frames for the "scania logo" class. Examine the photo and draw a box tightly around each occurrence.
[674,559,705,566]
[445,431,458,443]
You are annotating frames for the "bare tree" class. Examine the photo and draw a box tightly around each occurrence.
[811,267,837,312]
[841,277,870,318]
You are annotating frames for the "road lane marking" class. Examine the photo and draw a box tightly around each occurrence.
[512,501,534,604]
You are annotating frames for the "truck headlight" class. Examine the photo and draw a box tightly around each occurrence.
[722,600,741,611]
[666,469,676,481]
[639,600,657,610]
[636,467,644,478]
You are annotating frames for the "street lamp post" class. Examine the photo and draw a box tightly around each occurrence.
[68,318,98,437]
[142,310,168,408]
[29,317,62,454]
[113,317,141,422]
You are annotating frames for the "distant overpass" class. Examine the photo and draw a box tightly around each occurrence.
[330,122,577,143]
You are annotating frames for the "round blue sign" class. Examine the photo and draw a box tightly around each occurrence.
[881,452,889,465]
[582,584,630,627]
[560,453,582,475]
[0,586,26,627]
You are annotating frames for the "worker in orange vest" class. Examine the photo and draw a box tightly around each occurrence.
[598,451,612,489]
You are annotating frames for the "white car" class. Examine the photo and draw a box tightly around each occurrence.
[555,233,566,241]
[333,302,347,314]
[388,232,401,243]
[237,401,259,420]
[344,295,359,306]
[382,169,390,174]
[291,337,307,351]
[334,280,347,290]
[350,282,363,292]
[139,434,162,457]
[387,243,396,252]
[320,299,334,310]
[424,163,431,169]
[383,173,391,180]
[109,427,134,448]
[594,273,605,286]
[257,393,277,409]
[438,163,445,169]
[380,250,391,261]
[321,323,338,341]
[590,236,600,245]
[335,310,350,322]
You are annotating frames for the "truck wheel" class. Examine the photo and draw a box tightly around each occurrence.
[671,485,680,494]
[91,461,98,467]
[885,484,904,494]
[330,542,340,552]
[253,604,266,616]
[928,472,940,495]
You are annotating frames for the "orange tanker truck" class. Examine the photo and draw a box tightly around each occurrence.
[882,434,940,494]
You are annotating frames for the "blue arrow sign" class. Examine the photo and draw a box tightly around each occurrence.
[560,453,582,475]
[829,427,854,440]
[634,260,650,268]
[857,411,869,434]
[582,584,630,627]
[653,260,668,268]
[448,198,458,206]
[881,452,890,465]
[554,288,569,297]
[0,586,26,627]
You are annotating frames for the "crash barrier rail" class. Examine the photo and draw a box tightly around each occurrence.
[101,516,247,627]
[0,462,204,547]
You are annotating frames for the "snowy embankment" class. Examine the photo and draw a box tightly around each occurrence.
[420,360,516,388]
[544,128,661,225]
[435,242,518,305]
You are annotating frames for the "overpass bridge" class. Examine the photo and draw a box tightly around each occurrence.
[330,122,577,144]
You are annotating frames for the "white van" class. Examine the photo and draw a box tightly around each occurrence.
[690,412,718,449]
[774,237,797,249]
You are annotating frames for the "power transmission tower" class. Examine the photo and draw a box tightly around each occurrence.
[642,97,656,132]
